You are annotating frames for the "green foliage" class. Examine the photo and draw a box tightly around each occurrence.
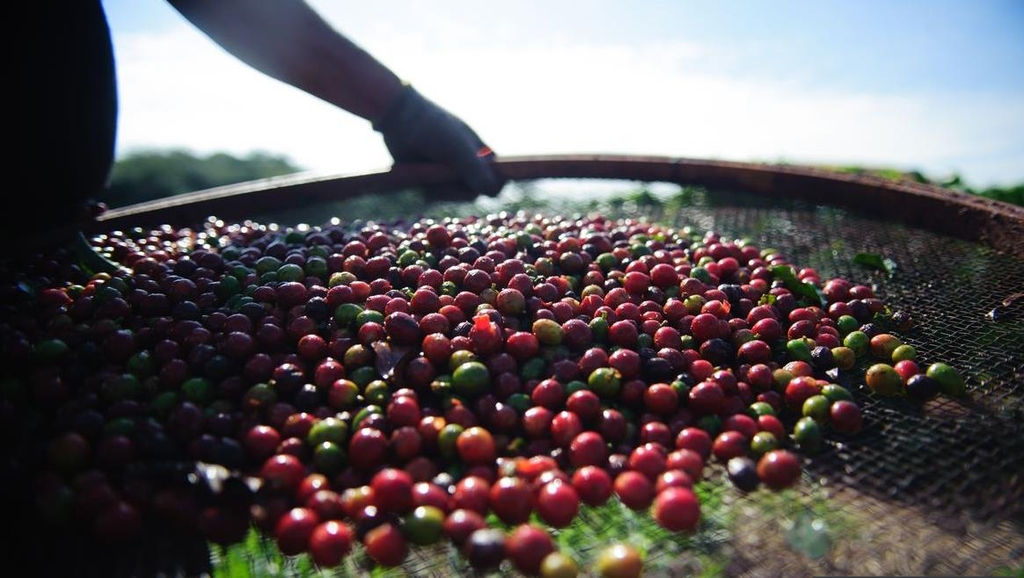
[853,252,898,278]
[976,183,1024,206]
[102,148,302,208]
[833,165,930,184]
[829,164,1023,207]
[770,265,825,307]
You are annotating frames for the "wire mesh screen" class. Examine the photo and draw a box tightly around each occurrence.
[462,181,1024,577]
[630,184,1024,577]
[235,178,1024,573]
[313,179,1024,577]
[2,176,1022,577]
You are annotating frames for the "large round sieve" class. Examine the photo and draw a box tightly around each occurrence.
[10,155,1023,577]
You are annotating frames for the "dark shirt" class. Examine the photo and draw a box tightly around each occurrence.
[9,2,118,242]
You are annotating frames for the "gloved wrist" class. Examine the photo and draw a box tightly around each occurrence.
[371,82,422,136]
[372,84,505,198]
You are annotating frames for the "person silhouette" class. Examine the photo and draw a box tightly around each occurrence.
[10,0,503,262]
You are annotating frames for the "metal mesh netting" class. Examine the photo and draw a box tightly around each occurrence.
[246,179,1024,576]
[4,176,1023,577]
[621,184,1024,577]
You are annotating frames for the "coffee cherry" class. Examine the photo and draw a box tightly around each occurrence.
[8,210,932,575]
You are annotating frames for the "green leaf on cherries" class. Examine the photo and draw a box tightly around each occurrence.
[769,265,824,307]
[853,252,897,277]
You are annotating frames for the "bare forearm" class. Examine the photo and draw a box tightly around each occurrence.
[167,0,403,120]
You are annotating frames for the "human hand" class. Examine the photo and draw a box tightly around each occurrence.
[372,85,506,199]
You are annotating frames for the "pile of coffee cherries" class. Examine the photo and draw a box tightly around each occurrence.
[0,211,964,576]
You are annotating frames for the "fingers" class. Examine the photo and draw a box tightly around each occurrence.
[448,122,507,197]
[454,151,506,198]
[375,85,507,198]
[385,129,507,198]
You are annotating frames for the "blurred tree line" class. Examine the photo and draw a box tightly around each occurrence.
[100,149,302,208]
[833,165,1023,206]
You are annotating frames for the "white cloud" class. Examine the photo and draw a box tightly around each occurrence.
[113,23,392,173]
[111,17,1024,190]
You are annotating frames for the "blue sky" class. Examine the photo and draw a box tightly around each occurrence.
[101,0,1024,188]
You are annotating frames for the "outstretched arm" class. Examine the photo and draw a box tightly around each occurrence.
[166,0,505,197]
[166,0,403,120]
